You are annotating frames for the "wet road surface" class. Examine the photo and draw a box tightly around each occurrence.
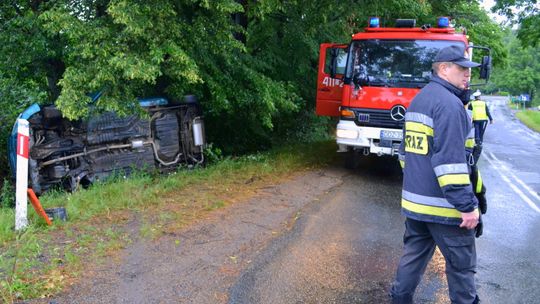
[475,97,540,304]
[230,159,405,303]
[229,158,454,304]
[230,97,540,304]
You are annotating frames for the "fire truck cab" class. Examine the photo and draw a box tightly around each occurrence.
[316,17,491,167]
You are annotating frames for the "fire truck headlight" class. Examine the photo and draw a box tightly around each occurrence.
[337,129,358,139]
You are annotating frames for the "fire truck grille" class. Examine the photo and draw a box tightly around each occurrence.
[354,109,405,128]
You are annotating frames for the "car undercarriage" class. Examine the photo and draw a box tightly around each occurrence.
[10,97,205,195]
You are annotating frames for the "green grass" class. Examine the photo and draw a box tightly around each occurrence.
[0,140,339,302]
[516,110,540,132]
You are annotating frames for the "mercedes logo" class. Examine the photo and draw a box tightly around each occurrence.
[390,105,406,121]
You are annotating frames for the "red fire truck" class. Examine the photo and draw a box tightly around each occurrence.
[316,17,491,167]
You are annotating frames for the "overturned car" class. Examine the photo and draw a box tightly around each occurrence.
[9,96,205,195]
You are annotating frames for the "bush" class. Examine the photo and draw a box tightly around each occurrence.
[0,178,14,209]
[531,96,540,108]
[272,109,335,145]
[0,78,46,179]
[0,111,17,178]
[203,143,224,165]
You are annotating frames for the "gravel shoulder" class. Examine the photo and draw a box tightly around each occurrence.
[29,167,346,304]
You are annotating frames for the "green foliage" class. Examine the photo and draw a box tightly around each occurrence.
[203,143,224,165]
[0,179,14,208]
[489,31,540,100]
[443,1,507,67]
[273,109,335,144]
[493,0,540,47]
[0,228,46,302]
[0,0,506,174]
[533,96,540,108]
[0,207,15,244]
[516,110,540,132]
[0,1,63,178]
[517,15,540,47]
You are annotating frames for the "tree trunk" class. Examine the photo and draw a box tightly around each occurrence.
[46,59,65,102]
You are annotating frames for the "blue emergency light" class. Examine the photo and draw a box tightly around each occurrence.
[437,17,450,28]
[369,17,380,28]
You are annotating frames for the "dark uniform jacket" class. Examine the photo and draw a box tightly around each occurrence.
[398,74,478,226]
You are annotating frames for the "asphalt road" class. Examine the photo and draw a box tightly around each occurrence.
[229,158,408,304]
[229,97,540,304]
[475,96,540,304]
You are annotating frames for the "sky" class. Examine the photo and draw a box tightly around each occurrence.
[481,0,496,11]
[480,0,508,24]
[481,0,540,26]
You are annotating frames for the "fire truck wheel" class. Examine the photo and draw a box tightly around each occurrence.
[343,149,362,170]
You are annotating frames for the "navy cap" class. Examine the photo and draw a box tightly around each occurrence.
[434,45,480,68]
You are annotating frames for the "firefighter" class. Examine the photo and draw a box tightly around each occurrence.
[390,45,486,304]
[468,90,493,145]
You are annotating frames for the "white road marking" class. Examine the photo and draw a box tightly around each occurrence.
[485,152,540,213]
[489,152,540,202]
[525,129,540,141]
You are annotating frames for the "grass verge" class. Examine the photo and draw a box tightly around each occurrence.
[516,110,540,132]
[0,140,339,302]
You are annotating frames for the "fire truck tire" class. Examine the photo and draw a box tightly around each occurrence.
[343,149,361,170]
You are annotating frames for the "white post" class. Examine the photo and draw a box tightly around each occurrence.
[15,119,30,231]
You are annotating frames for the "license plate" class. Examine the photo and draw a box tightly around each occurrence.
[380,130,403,141]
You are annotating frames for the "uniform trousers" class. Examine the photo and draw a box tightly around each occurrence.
[473,120,487,144]
[390,218,479,304]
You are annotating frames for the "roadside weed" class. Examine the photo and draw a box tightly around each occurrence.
[0,140,338,300]
[516,110,540,132]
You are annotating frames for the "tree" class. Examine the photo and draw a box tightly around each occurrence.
[493,0,540,47]
[489,30,540,100]
[425,0,508,67]
[0,0,301,159]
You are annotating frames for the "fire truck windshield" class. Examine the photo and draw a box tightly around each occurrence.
[347,39,465,88]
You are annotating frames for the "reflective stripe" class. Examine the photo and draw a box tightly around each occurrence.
[471,100,488,120]
[402,198,462,218]
[399,160,405,168]
[476,170,483,193]
[405,121,434,136]
[466,128,475,149]
[433,163,469,177]
[405,112,433,128]
[402,190,455,208]
[437,174,471,187]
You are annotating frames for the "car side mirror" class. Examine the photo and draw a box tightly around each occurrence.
[480,56,491,80]
[353,73,369,86]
